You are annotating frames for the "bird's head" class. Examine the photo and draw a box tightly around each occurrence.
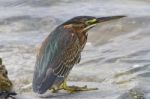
[62,15,126,34]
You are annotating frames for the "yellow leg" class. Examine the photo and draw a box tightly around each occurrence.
[50,86,63,93]
[60,80,98,93]
[51,88,59,93]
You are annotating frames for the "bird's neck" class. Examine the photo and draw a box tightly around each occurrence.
[63,24,87,48]
[74,31,87,49]
[76,32,87,49]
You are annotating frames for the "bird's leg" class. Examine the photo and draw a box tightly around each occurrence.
[60,80,98,93]
[51,87,61,93]
[50,85,64,93]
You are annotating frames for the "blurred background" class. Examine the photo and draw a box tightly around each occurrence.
[0,0,150,98]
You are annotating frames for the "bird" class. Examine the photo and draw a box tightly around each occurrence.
[0,58,17,99]
[32,15,126,94]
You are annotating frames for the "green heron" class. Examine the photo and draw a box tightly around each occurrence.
[32,15,126,94]
[0,58,17,99]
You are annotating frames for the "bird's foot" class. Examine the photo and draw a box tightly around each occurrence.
[63,85,98,93]
[60,81,98,93]
[0,91,17,99]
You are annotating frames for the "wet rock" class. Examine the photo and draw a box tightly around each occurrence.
[0,58,17,99]
[118,88,145,99]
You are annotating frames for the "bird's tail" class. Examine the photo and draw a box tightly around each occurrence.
[32,69,57,94]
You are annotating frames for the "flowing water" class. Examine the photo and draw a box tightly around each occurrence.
[0,0,150,98]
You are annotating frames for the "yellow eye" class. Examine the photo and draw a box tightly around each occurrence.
[85,19,97,25]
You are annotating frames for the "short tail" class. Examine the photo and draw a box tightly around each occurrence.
[32,70,57,94]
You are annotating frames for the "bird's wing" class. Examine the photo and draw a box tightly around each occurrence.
[53,38,81,77]
[32,28,80,94]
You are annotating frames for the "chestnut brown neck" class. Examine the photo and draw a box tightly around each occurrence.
[64,24,87,48]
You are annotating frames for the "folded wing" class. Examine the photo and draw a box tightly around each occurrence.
[32,27,81,94]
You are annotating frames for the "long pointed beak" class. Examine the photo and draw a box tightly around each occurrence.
[96,15,126,23]
[83,15,126,32]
